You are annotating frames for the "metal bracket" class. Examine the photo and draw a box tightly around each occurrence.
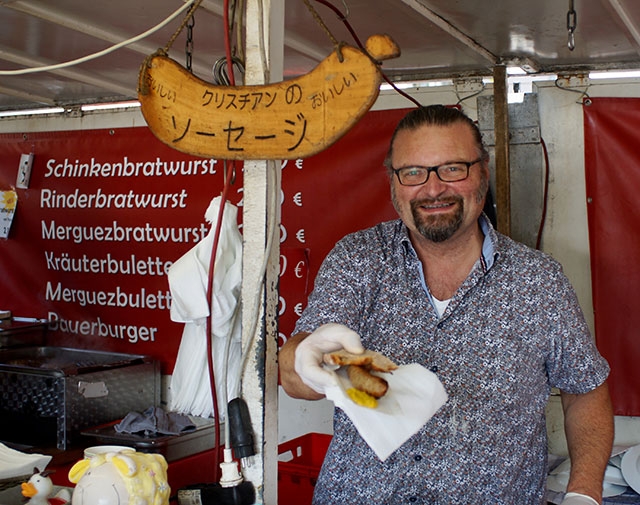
[454,77,484,94]
[556,73,590,88]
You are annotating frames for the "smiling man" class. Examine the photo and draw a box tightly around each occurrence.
[279,105,613,505]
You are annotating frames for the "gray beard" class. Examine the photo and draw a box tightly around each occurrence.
[411,196,464,243]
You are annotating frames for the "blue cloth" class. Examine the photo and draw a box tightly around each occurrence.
[294,216,610,505]
[115,407,195,436]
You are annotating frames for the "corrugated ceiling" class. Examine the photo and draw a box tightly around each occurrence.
[0,0,639,112]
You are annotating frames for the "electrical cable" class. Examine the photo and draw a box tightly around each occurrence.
[224,0,237,87]
[212,57,245,85]
[202,0,243,485]
[234,160,279,396]
[312,0,362,47]
[234,0,246,66]
[212,164,278,471]
[196,0,358,490]
[219,5,236,461]
[536,137,550,250]
[554,77,591,103]
[219,0,278,427]
[201,0,240,482]
[200,1,279,495]
[222,300,242,454]
[311,0,422,107]
[205,161,236,483]
[254,0,269,79]
[455,83,486,106]
[229,0,278,394]
[0,0,197,76]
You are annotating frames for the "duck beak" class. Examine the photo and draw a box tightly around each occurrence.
[21,482,37,498]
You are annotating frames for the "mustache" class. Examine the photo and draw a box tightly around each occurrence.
[410,195,462,209]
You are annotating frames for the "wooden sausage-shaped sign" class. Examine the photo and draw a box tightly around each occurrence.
[137,34,400,160]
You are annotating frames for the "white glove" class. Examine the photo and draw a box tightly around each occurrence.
[294,323,364,394]
[561,492,599,505]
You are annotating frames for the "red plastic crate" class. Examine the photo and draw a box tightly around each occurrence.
[278,433,332,505]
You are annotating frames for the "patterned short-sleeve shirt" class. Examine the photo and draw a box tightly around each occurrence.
[293,216,610,505]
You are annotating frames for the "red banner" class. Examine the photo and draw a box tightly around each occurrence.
[584,97,640,415]
[0,108,409,373]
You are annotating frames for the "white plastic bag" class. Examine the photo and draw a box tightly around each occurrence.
[168,196,243,418]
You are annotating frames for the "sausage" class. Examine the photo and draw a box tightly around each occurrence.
[347,365,389,399]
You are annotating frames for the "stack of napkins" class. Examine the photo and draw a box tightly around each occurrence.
[0,443,51,481]
[324,363,448,462]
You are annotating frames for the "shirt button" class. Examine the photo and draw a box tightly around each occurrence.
[408,497,418,503]
[430,365,438,373]
[414,454,423,462]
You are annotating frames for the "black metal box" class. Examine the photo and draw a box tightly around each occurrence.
[0,346,160,450]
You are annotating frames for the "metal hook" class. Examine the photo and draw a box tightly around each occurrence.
[340,0,350,20]
[567,0,577,51]
[223,160,237,186]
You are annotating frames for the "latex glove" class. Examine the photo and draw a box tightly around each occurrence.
[561,492,599,505]
[294,323,364,394]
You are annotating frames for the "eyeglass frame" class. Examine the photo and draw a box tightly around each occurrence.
[392,158,483,186]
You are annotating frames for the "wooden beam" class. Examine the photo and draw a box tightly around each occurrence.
[493,64,511,235]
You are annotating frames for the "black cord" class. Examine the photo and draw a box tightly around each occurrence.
[312,0,422,108]
[536,137,550,250]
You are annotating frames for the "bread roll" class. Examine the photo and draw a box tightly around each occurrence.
[324,349,398,372]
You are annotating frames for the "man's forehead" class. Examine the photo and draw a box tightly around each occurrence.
[392,123,477,157]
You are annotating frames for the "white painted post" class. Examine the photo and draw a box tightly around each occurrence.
[241,0,283,503]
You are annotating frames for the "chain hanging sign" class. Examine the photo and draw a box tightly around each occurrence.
[137,34,400,160]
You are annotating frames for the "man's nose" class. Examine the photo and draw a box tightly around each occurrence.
[419,172,448,195]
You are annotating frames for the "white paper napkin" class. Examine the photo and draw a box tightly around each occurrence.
[324,363,448,461]
[0,443,51,480]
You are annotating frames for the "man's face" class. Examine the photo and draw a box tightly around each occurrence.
[390,121,488,244]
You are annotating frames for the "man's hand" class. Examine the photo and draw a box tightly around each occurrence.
[294,323,364,394]
[561,492,599,505]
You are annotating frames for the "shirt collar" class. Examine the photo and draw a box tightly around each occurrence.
[478,213,499,272]
[399,213,500,273]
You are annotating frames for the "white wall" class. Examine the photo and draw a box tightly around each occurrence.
[3,75,640,451]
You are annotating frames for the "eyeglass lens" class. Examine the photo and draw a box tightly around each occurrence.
[398,163,470,185]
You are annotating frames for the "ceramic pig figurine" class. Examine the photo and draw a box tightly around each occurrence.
[68,449,170,505]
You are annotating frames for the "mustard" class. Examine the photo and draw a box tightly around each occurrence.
[346,388,378,408]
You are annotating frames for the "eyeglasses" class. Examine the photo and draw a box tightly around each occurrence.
[392,159,482,186]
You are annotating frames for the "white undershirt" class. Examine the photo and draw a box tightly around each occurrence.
[432,296,452,317]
